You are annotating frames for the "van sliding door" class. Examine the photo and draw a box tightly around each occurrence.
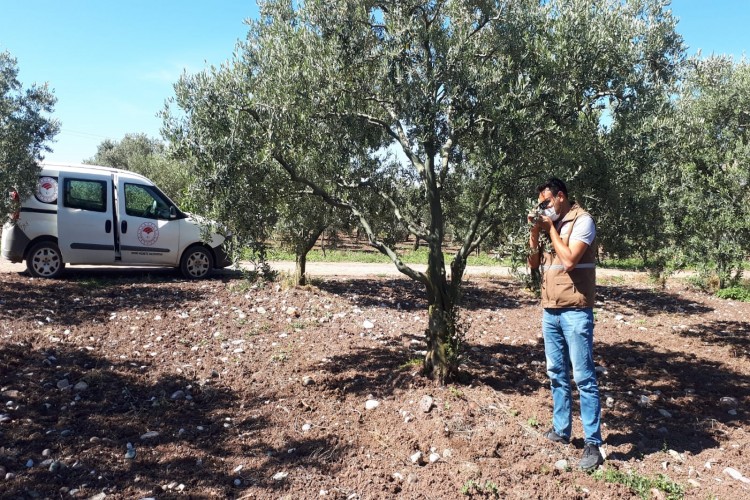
[57,173,116,264]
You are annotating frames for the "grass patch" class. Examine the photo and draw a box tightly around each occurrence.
[289,320,308,331]
[270,352,288,363]
[601,274,626,285]
[266,248,391,263]
[592,468,684,500]
[247,246,749,277]
[448,386,465,399]
[467,253,508,266]
[264,247,508,266]
[598,257,647,271]
[461,479,500,497]
[399,358,423,369]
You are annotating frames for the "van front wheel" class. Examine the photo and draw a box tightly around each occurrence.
[27,241,65,278]
[180,246,213,279]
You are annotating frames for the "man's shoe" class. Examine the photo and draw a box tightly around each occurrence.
[543,428,569,444]
[579,443,604,471]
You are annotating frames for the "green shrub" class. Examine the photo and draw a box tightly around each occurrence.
[716,286,750,302]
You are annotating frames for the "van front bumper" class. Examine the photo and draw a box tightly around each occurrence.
[213,238,232,269]
[1,223,30,263]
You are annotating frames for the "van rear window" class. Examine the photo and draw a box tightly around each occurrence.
[63,179,107,212]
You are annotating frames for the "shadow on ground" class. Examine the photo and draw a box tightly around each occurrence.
[0,271,353,497]
[316,277,534,312]
[598,284,713,316]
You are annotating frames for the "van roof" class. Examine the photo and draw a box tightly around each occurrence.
[40,162,152,183]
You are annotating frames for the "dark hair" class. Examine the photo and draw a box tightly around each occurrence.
[536,177,568,198]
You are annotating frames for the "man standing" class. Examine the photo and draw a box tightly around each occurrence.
[527,177,603,471]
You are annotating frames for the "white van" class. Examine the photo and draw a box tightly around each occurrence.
[2,163,232,279]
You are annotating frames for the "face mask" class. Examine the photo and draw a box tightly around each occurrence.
[543,205,560,221]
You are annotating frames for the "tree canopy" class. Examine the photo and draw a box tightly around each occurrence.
[0,51,59,216]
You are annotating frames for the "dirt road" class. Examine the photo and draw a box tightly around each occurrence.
[0,258,647,279]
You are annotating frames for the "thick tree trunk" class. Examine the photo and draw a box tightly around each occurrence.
[423,292,459,384]
[717,255,728,289]
[295,253,307,286]
[296,225,328,287]
[422,244,463,384]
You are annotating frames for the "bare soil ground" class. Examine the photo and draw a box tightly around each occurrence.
[1,262,749,499]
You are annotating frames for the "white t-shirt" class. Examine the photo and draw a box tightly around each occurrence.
[557,213,595,246]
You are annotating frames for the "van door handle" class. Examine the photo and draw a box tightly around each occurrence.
[121,220,128,234]
[105,220,112,233]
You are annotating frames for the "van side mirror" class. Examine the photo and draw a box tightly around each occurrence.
[169,206,177,219]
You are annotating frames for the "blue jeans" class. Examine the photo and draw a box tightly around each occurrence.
[542,308,602,445]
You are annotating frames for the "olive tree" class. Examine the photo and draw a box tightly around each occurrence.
[0,51,59,216]
[274,194,337,286]
[666,56,750,288]
[573,79,683,281]
[165,0,683,383]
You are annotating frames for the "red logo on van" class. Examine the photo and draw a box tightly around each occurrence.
[35,176,58,204]
[137,222,159,246]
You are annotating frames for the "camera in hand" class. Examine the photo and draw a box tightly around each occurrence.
[529,199,551,224]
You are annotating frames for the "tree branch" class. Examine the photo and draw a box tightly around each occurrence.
[456,184,493,262]
[336,177,429,240]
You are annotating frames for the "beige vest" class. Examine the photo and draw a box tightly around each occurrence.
[540,204,596,309]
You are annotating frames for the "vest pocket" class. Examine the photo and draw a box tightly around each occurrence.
[552,274,585,307]
[553,274,577,293]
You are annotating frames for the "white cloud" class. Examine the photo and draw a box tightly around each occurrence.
[138,63,192,84]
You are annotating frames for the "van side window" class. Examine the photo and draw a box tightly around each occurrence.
[63,179,107,212]
[124,183,171,219]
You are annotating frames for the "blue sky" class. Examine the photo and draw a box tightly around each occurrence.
[1,1,257,163]
[1,1,748,163]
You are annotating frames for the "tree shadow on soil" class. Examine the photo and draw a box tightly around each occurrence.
[0,343,234,494]
[315,277,532,312]
[465,339,548,395]
[676,319,750,358]
[0,269,235,326]
[0,284,347,498]
[597,285,713,316]
[0,342,348,496]
[5,265,247,284]
[314,346,422,397]
[597,340,747,460]
[317,338,548,400]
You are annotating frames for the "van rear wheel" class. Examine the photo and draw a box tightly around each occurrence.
[27,241,65,278]
[180,246,213,279]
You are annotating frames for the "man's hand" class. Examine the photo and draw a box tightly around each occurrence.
[537,215,553,233]
[528,212,546,232]
[527,210,538,225]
